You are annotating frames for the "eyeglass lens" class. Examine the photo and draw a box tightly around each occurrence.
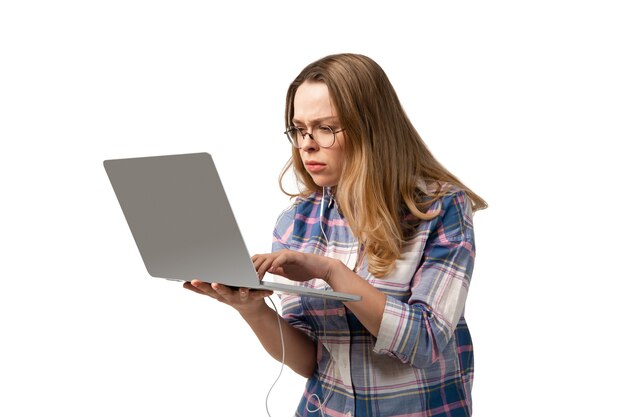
[287,126,336,148]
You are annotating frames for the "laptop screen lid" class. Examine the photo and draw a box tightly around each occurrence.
[103,152,360,302]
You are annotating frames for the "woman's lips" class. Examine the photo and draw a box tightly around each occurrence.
[305,161,326,173]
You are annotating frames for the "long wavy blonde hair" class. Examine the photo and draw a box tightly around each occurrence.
[280,53,487,277]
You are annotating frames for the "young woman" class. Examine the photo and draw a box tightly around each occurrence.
[185,53,486,417]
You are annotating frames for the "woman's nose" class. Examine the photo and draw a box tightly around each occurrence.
[300,132,318,151]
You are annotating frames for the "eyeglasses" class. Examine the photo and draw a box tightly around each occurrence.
[283,125,345,149]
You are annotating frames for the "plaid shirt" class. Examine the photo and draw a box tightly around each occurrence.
[272,185,475,417]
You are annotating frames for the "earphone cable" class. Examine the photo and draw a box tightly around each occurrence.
[265,296,285,417]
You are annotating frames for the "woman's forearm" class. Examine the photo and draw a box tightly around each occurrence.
[240,303,317,378]
[326,259,387,337]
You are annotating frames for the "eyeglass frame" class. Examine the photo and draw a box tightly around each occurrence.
[283,125,345,149]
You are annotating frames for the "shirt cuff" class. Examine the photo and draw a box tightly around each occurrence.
[373,296,411,358]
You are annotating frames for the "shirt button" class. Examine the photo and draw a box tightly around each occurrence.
[346,412,352,417]
[337,308,345,317]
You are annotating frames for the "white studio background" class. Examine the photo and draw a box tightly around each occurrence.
[1,1,624,416]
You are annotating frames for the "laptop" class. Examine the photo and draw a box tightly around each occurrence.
[103,152,361,302]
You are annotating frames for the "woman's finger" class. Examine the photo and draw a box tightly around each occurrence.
[252,253,276,278]
[267,251,294,275]
[248,289,274,300]
[256,256,277,280]
[184,280,219,298]
[211,283,234,298]
[190,280,214,292]
[185,278,274,312]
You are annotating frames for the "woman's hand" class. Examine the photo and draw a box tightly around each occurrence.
[183,280,273,316]
[252,249,339,283]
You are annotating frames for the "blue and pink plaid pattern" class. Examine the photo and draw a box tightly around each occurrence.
[272,185,476,416]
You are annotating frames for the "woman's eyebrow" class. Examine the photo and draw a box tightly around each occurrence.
[291,116,339,125]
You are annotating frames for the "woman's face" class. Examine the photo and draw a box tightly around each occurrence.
[292,81,345,188]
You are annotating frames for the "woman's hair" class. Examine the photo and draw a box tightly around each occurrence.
[280,53,487,278]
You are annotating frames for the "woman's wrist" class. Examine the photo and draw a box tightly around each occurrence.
[238,301,273,323]
[324,257,348,289]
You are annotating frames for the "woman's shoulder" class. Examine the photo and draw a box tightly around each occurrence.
[422,182,474,241]
[420,180,465,198]
[274,191,322,227]
[291,190,325,215]
[417,181,470,213]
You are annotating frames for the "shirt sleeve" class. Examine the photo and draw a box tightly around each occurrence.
[271,205,317,342]
[373,191,476,368]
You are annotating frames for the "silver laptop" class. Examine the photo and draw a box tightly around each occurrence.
[103,152,360,302]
